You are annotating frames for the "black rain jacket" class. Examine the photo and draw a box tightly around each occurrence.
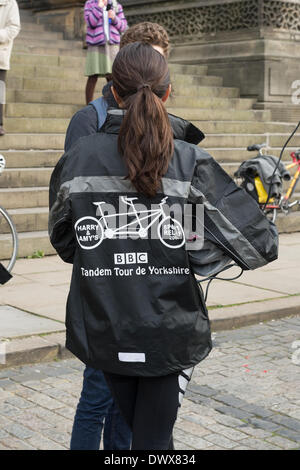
[49,110,278,376]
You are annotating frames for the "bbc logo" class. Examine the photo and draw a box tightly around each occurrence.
[114,252,148,265]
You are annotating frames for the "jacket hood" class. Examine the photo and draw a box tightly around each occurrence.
[102,82,205,145]
[101,107,205,145]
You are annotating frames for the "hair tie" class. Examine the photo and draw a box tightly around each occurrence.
[137,84,151,91]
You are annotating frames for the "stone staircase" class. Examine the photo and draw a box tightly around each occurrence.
[0,9,299,260]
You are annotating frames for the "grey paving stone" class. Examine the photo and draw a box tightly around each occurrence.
[0,379,19,390]
[187,384,219,397]
[214,404,253,421]
[0,437,36,450]
[0,403,22,418]
[26,435,67,450]
[275,427,300,442]
[266,435,300,449]
[248,417,282,432]
[214,413,246,428]
[239,426,274,439]
[240,405,274,420]
[204,433,238,449]
[0,429,9,439]
[10,372,49,383]
[173,440,195,451]
[43,428,71,446]
[4,396,34,409]
[241,437,282,450]
[268,414,300,432]
[208,424,248,441]
[213,393,248,409]
[4,422,35,439]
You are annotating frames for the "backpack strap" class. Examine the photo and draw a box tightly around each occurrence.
[90,97,109,131]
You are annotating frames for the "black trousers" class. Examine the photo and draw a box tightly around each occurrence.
[0,70,6,126]
[104,368,193,450]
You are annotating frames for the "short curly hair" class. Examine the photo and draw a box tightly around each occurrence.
[120,22,170,58]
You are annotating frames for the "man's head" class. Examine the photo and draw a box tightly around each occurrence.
[120,22,170,59]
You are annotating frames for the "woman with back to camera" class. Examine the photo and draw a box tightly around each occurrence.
[49,43,278,449]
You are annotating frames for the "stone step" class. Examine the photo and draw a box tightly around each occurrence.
[1,207,49,233]
[12,44,85,57]
[0,168,52,188]
[7,76,103,93]
[171,73,224,88]
[8,63,85,80]
[5,98,254,118]
[173,83,240,99]
[19,22,48,33]
[0,150,61,168]
[168,64,208,76]
[4,117,69,134]
[172,75,223,87]
[11,53,86,68]
[6,89,90,106]
[192,121,297,134]
[0,187,49,209]
[15,36,83,50]
[0,133,65,150]
[168,96,255,110]
[177,109,271,122]
[0,231,56,260]
[202,134,300,149]
[17,30,64,41]
[5,102,81,119]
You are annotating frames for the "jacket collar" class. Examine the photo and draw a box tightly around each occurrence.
[102,108,205,145]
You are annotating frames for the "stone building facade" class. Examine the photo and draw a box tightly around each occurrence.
[18,0,300,121]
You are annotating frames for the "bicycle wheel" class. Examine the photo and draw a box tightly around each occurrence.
[0,206,18,272]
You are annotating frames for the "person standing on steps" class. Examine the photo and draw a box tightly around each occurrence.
[84,0,127,104]
[0,0,20,136]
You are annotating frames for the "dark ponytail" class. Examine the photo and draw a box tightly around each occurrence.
[112,42,174,198]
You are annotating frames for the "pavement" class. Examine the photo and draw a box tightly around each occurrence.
[0,232,300,369]
[0,316,299,450]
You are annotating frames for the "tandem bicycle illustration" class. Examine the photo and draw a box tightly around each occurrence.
[74,196,186,250]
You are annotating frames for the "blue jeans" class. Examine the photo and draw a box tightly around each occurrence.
[70,366,132,450]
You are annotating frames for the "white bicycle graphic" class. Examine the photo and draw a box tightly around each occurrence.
[75,196,185,250]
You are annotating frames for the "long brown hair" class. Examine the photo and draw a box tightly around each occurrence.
[112,42,174,198]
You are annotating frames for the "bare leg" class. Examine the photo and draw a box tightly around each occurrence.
[85,75,99,104]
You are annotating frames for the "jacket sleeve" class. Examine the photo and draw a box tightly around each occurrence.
[0,1,20,44]
[64,106,98,152]
[188,148,279,271]
[84,2,103,29]
[111,3,127,33]
[48,153,76,264]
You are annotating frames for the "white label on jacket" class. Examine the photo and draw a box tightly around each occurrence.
[118,352,146,363]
